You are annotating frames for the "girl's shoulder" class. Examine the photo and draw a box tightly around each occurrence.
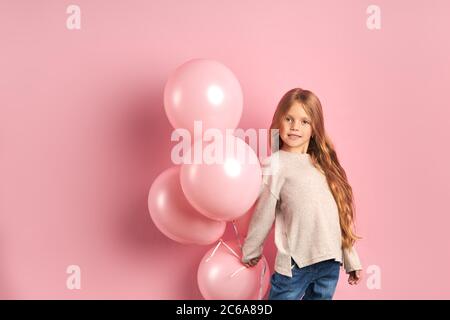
[260,152,286,195]
[260,151,286,177]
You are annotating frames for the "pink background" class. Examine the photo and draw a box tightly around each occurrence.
[1,0,450,299]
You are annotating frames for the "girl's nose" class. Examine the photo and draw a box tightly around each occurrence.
[291,120,301,129]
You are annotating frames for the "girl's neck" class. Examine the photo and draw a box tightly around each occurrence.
[280,146,309,155]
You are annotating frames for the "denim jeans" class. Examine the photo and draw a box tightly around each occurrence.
[268,258,340,300]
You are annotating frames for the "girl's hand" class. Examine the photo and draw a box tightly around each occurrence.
[348,270,361,285]
[243,256,261,268]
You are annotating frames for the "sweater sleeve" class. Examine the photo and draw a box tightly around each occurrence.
[343,246,362,273]
[241,156,284,264]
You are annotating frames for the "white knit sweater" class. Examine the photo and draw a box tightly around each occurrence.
[241,149,362,277]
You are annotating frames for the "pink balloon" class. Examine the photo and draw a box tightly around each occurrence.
[232,202,257,239]
[197,240,270,300]
[148,166,226,245]
[180,136,262,221]
[164,59,243,136]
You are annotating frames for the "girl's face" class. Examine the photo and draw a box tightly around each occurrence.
[279,102,313,153]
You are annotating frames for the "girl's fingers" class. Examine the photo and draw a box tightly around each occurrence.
[243,256,262,268]
[348,275,361,285]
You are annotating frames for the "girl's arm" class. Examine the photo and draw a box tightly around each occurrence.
[241,182,278,266]
[343,246,363,285]
[343,246,362,274]
[241,154,284,266]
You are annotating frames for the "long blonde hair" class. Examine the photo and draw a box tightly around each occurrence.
[269,88,361,248]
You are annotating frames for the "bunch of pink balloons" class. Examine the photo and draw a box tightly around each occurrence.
[148,58,269,299]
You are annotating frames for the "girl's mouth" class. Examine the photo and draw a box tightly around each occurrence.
[288,134,301,140]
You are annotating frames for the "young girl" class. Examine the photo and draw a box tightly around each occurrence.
[241,88,362,300]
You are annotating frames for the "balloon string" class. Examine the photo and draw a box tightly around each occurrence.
[221,240,240,259]
[205,239,223,262]
[230,266,246,278]
[258,259,267,300]
[231,220,243,250]
[206,238,240,262]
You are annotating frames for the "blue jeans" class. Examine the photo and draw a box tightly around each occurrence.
[268,258,340,300]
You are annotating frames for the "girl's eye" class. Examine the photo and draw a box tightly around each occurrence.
[285,117,292,122]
